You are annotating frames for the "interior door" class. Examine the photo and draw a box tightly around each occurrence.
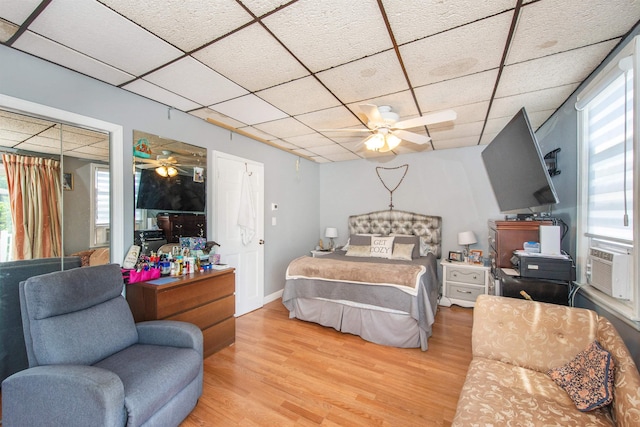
[212,151,264,316]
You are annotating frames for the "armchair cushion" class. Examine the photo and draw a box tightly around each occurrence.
[20,264,138,366]
[94,344,201,426]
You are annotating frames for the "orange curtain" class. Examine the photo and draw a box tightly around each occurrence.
[2,154,62,260]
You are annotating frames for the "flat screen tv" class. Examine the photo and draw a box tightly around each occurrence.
[482,107,559,213]
[136,168,205,213]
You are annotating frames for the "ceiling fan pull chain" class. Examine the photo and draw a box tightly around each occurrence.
[376,164,409,211]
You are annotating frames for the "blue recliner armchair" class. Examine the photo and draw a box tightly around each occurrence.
[1,263,203,427]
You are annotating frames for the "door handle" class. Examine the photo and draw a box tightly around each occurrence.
[259,239,265,245]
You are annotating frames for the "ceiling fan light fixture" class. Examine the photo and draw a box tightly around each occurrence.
[364,133,385,151]
[385,134,401,150]
[167,166,178,177]
[155,166,168,177]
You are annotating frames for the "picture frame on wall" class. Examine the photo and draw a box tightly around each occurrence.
[63,172,73,191]
[193,166,204,183]
[448,251,463,262]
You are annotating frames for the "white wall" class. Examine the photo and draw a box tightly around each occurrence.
[318,146,502,265]
[0,44,319,296]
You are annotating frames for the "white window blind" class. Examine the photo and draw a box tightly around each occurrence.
[584,70,634,243]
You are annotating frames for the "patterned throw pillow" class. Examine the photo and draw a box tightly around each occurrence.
[370,236,395,258]
[391,243,414,260]
[547,340,615,412]
[345,245,371,257]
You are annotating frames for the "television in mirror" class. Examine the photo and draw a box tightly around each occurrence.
[481,107,559,213]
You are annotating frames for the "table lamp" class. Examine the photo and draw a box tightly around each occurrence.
[325,227,338,251]
[458,230,477,260]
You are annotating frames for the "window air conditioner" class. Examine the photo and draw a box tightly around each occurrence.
[587,247,631,300]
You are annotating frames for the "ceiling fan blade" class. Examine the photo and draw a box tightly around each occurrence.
[359,104,383,125]
[393,109,457,129]
[393,129,431,145]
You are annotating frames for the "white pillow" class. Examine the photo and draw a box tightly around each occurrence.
[370,236,394,258]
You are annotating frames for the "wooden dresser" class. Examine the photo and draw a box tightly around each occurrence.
[156,213,206,243]
[126,268,235,358]
[488,220,553,270]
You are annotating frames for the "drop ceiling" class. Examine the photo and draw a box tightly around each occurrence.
[1,0,638,163]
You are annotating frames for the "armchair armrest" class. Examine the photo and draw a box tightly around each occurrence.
[2,365,125,427]
[136,320,203,357]
[472,295,599,372]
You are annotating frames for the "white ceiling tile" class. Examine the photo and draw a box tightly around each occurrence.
[0,0,40,25]
[262,0,393,72]
[15,142,61,155]
[253,118,314,139]
[414,70,499,112]
[432,136,481,150]
[123,80,202,111]
[242,0,292,16]
[496,41,619,98]
[307,144,351,156]
[284,133,335,149]
[13,31,135,86]
[291,148,315,157]
[100,0,254,52]
[193,23,308,92]
[507,0,640,64]
[384,0,516,45]
[256,77,340,116]
[443,102,491,125]
[210,94,288,125]
[28,0,182,75]
[430,121,484,141]
[400,13,511,88]
[317,51,408,104]
[490,84,579,119]
[0,18,18,42]
[295,106,362,131]
[189,108,247,128]
[143,57,248,106]
[269,139,298,150]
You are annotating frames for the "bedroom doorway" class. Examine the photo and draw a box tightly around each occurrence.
[212,151,264,316]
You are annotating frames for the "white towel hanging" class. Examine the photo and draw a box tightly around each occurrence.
[238,170,256,245]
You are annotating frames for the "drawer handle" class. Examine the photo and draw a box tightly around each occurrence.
[456,289,472,294]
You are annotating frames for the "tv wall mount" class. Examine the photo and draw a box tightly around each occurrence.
[544,148,561,177]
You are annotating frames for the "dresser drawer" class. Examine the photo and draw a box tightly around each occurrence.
[156,272,234,318]
[447,283,484,302]
[167,294,234,329]
[446,267,485,285]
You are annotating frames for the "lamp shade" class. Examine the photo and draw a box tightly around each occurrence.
[325,227,338,238]
[457,231,477,246]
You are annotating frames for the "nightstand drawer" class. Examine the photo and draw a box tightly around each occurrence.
[447,283,484,302]
[446,268,485,285]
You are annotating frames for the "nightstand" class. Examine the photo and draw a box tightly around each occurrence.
[440,260,491,308]
[310,250,332,257]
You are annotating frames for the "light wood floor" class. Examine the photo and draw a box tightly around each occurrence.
[0,301,474,426]
[182,301,474,426]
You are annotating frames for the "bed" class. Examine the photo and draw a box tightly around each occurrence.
[282,210,442,351]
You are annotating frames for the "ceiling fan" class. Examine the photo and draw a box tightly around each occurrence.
[324,104,457,152]
[136,151,185,177]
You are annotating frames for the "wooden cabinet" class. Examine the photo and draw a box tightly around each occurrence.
[126,269,235,358]
[488,220,552,270]
[440,260,490,308]
[156,213,206,243]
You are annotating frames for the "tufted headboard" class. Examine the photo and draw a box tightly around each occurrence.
[348,210,442,258]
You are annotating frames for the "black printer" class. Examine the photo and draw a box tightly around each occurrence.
[511,251,575,282]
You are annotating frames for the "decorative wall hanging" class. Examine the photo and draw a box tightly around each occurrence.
[376,164,409,210]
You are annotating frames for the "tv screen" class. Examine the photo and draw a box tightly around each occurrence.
[136,168,205,213]
[482,108,559,212]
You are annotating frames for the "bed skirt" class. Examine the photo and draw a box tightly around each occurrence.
[287,297,427,350]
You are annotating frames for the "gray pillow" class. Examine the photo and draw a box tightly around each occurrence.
[349,234,378,246]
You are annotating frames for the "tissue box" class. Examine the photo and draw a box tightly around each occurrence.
[523,241,540,253]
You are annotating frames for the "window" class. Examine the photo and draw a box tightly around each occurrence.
[91,164,110,247]
[0,165,12,261]
[576,36,640,323]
